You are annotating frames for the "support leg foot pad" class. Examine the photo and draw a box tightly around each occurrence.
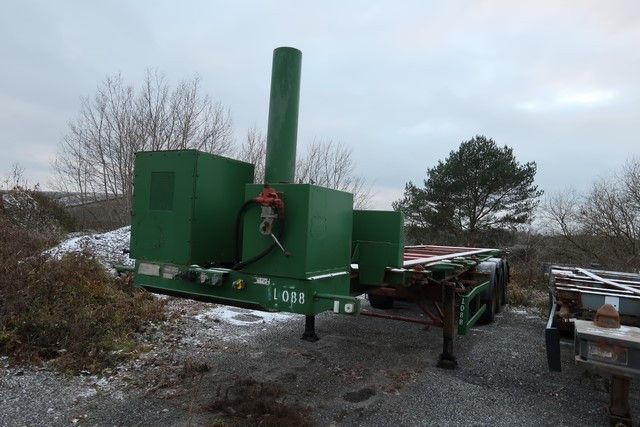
[301,332,319,342]
[437,354,458,370]
[609,413,631,427]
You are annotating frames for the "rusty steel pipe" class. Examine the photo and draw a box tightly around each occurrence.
[360,309,441,327]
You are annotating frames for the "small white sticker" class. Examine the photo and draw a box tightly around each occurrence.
[255,277,270,285]
[344,303,354,314]
[138,262,160,276]
[333,300,340,313]
[605,296,620,311]
[162,266,179,279]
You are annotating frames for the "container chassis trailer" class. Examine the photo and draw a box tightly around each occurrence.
[546,265,640,426]
[125,47,509,369]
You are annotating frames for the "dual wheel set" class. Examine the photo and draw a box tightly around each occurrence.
[367,258,509,327]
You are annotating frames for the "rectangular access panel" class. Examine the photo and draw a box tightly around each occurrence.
[130,150,254,266]
[240,183,353,280]
[352,210,404,285]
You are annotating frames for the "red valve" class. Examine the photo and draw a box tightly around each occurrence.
[255,186,284,217]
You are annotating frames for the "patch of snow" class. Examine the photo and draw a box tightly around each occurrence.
[1,192,18,208]
[76,387,98,399]
[95,377,110,389]
[45,226,132,271]
[193,306,295,342]
[195,306,293,326]
[2,189,63,235]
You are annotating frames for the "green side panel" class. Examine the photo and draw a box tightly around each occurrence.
[149,172,175,210]
[130,151,197,265]
[130,150,254,266]
[192,153,254,264]
[240,183,353,279]
[352,210,404,285]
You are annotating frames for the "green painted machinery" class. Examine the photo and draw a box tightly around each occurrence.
[127,46,508,366]
[131,47,361,323]
[130,150,254,266]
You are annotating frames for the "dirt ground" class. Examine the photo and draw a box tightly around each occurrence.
[1,298,637,426]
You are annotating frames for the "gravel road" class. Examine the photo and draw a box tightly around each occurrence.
[1,299,636,426]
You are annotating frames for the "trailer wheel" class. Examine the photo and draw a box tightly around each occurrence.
[501,259,510,306]
[489,257,507,311]
[477,261,499,325]
[495,269,503,313]
[368,293,394,309]
[478,288,496,324]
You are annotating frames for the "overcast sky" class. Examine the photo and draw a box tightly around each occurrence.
[1,1,638,208]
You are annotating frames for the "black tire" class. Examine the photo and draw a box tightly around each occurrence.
[478,288,496,324]
[495,269,503,313]
[477,261,499,325]
[489,257,507,310]
[368,293,394,309]
[502,259,510,306]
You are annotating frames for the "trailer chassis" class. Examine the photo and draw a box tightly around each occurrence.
[546,265,640,426]
[352,245,505,370]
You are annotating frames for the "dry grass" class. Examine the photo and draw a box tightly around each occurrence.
[182,357,210,378]
[0,212,165,373]
[507,264,549,314]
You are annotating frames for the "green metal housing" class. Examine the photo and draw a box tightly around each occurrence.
[351,210,404,285]
[130,150,254,266]
[240,183,353,280]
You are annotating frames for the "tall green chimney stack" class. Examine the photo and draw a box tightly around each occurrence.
[264,47,302,184]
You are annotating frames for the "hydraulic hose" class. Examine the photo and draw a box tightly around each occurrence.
[232,201,285,271]
[232,241,276,271]
[234,199,259,263]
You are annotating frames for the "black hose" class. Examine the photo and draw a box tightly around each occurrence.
[232,201,285,271]
[234,199,259,263]
[232,241,276,271]
[233,217,285,271]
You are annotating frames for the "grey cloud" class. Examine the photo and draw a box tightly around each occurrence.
[0,0,638,209]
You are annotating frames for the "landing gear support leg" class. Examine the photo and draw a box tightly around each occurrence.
[437,283,458,369]
[609,375,632,426]
[301,315,319,342]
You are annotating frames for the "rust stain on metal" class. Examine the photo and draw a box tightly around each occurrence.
[594,303,621,328]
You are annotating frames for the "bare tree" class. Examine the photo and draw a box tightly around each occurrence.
[2,163,26,190]
[543,158,640,270]
[296,138,373,208]
[53,71,235,223]
[52,131,95,204]
[136,69,171,151]
[542,190,600,261]
[235,134,372,207]
[237,125,266,183]
[623,157,640,210]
